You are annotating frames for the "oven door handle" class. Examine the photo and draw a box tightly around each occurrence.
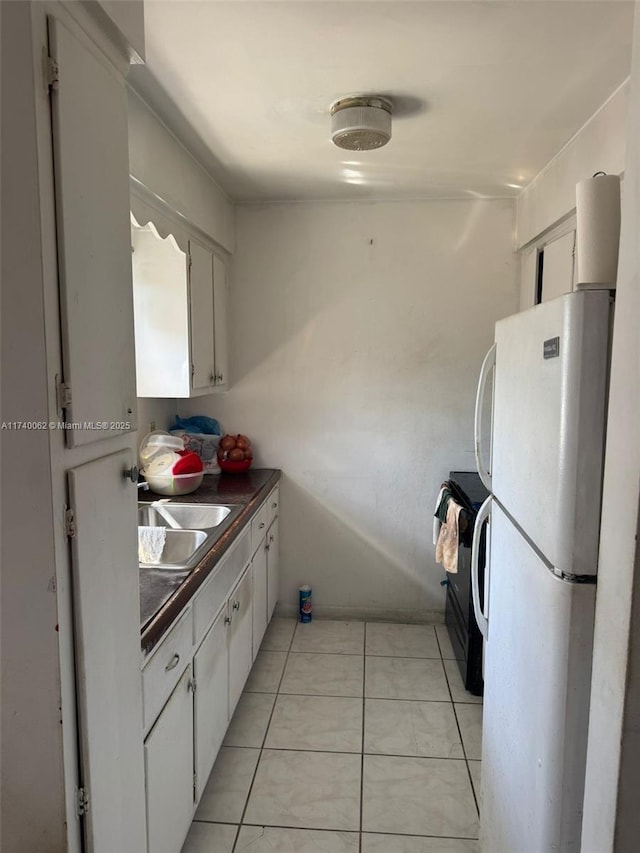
[471,495,491,641]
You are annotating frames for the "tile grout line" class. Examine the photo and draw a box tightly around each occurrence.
[359,623,366,853]
[230,619,297,853]
[436,625,482,816]
[246,688,480,704]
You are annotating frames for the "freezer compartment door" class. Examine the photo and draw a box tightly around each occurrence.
[492,290,610,576]
[481,503,595,853]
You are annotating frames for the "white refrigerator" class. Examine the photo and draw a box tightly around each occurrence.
[471,289,613,853]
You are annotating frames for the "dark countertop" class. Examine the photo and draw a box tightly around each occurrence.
[140,468,280,656]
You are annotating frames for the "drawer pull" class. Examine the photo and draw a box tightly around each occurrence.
[232,600,240,611]
[259,522,265,529]
[164,653,180,672]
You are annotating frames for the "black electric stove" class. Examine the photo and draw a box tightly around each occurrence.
[443,470,489,696]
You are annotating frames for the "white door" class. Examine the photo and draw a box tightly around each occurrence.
[189,240,215,392]
[481,502,596,853]
[68,450,146,852]
[144,665,194,853]
[252,541,268,659]
[193,606,229,802]
[492,290,610,576]
[213,254,229,387]
[228,565,253,715]
[266,517,280,621]
[48,18,136,446]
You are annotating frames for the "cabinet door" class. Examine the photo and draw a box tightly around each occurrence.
[132,227,190,398]
[252,540,268,660]
[189,240,215,392]
[68,450,146,852]
[49,18,136,446]
[228,565,253,715]
[145,666,194,853]
[213,253,229,387]
[266,517,280,622]
[540,231,576,303]
[193,606,229,802]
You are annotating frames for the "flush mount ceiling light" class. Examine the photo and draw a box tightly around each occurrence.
[330,96,392,151]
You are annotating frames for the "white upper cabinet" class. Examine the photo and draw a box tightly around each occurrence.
[131,224,229,397]
[539,230,576,303]
[189,239,217,391]
[49,17,137,446]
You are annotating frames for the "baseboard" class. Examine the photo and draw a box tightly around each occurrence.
[274,602,444,624]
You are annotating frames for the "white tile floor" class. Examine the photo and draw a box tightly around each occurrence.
[182,619,482,853]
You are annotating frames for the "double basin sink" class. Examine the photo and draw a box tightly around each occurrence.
[138,500,243,570]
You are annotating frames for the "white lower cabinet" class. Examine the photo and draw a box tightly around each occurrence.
[144,665,194,853]
[143,483,281,852]
[228,564,254,716]
[193,606,229,802]
[266,516,280,621]
[252,540,268,661]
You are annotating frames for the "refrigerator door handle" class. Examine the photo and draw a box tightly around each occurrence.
[474,343,496,491]
[471,494,492,640]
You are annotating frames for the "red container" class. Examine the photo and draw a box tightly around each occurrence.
[218,458,252,473]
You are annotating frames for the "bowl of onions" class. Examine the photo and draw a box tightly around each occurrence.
[217,434,253,473]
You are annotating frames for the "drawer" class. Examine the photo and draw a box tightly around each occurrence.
[266,484,280,528]
[142,608,193,734]
[193,525,251,648]
[251,503,268,553]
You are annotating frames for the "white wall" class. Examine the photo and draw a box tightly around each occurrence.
[582,2,640,848]
[127,89,235,432]
[516,82,628,248]
[183,199,519,619]
[127,89,234,253]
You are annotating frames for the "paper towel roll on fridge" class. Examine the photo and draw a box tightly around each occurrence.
[575,173,621,288]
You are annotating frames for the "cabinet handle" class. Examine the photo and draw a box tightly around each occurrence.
[265,544,270,552]
[224,615,232,625]
[123,465,139,484]
[259,522,265,529]
[269,534,274,543]
[272,502,278,509]
[210,373,216,384]
[232,600,240,611]
[217,373,224,383]
[164,653,180,672]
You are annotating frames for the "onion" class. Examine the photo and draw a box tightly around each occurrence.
[220,435,237,451]
[236,434,251,450]
[229,448,245,461]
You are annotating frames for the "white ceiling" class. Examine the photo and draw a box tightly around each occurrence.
[133,0,634,202]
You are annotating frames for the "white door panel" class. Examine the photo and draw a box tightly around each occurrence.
[49,18,136,446]
[252,542,268,659]
[492,290,610,576]
[194,607,229,802]
[68,450,146,852]
[144,666,194,853]
[213,254,228,387]
[189,240,215,392]
[481,503,595,853]
[541,231,575,303]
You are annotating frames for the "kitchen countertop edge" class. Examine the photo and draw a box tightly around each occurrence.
[140,468,281,656]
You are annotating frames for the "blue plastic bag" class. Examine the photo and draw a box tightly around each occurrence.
[169,415,221,436]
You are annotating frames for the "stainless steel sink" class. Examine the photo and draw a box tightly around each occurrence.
[139,529,208,569]
[138,502,234,530]
[138,500,243,570]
